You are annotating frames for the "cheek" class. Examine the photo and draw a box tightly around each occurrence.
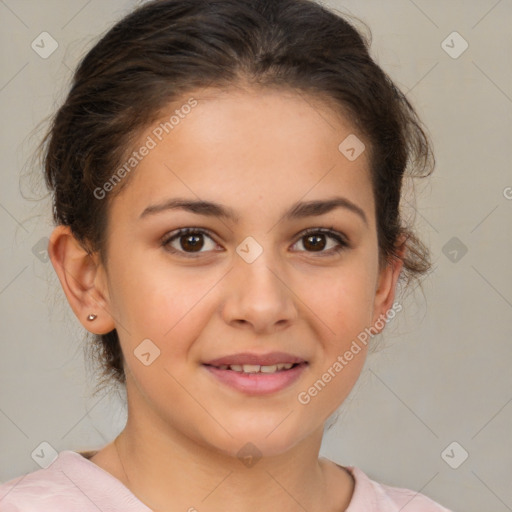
[109,257,220,361]
[294,272,372,418]
[302,260,377,339]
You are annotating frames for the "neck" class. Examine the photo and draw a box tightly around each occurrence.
[109,415,352,512]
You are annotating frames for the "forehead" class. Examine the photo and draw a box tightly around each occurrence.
[109,86,374,226]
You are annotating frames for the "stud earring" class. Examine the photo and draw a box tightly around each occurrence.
[87,314,97,321]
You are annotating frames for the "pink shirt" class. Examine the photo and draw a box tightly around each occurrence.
[0,450,453,511]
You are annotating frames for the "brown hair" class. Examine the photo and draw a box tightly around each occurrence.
[41,0,434,392]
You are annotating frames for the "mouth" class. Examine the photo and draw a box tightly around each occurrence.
[204,362,304,373]
[202,361,308,395]
[203,351,307,367]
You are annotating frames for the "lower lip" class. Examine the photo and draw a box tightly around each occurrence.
[203,363,307,395]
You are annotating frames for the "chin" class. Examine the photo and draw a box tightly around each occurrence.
[202,422,310,463]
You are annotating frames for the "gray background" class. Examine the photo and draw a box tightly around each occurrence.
[1,1,511,511]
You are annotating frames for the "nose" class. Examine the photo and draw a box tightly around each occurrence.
[220,246,298,334]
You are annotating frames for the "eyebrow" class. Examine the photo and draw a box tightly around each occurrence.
[139,196,368,226]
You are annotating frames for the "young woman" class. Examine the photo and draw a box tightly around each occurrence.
[0,0,452,510]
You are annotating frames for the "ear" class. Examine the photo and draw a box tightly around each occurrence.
[370,235,406,333]
[48,225,115,335]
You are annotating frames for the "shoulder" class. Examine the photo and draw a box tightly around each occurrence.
[0,450,148,511]
[344,465,454,512]
[0,451,93,511]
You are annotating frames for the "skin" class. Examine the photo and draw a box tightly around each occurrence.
[49,85,404,512]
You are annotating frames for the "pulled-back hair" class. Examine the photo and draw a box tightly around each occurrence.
[41,0,435,391]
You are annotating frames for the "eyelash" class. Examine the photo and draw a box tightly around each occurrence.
[161,226,350,258]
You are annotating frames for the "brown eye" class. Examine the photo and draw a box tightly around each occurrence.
[180,233,204,252]
[292,228,349,256]
[302,233,327,252]
[162,228,218,257]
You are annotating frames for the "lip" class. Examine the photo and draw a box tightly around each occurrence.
[203,362,308,395]
[203,351,307,366]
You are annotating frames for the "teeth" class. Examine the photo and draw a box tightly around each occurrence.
[218,363,296,373]
[242,364,261,373]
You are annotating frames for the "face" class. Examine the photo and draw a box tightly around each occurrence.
[93,86,400,458]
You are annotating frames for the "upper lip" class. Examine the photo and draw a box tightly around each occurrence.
[204,352,307,367]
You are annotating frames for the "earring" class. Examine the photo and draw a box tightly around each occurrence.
[87,314,97,321]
